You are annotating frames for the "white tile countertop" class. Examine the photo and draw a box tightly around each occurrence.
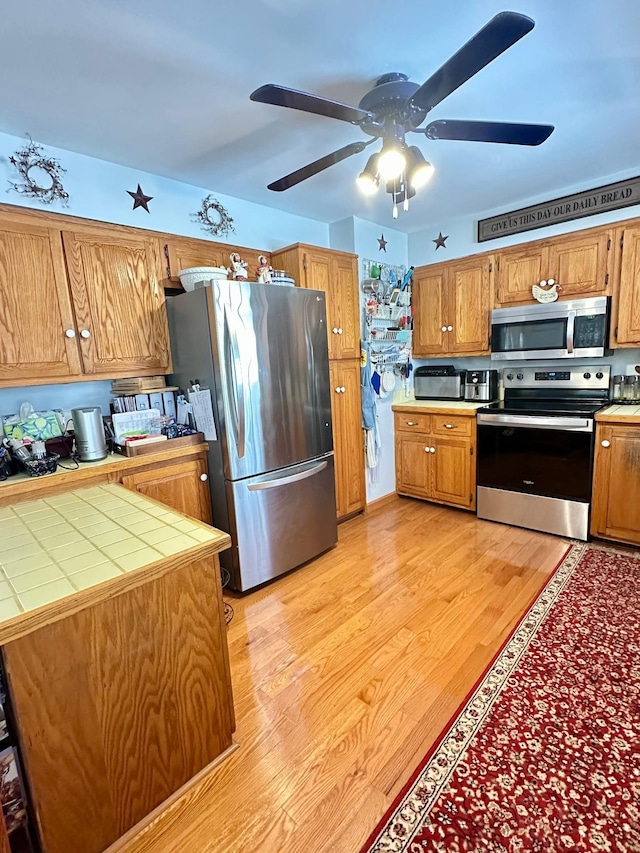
[595,404,640,424]
[0,483,229,635]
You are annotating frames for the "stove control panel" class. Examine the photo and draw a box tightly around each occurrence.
[502,366,610,390]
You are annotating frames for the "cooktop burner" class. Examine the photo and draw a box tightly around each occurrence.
[478,399,606,418]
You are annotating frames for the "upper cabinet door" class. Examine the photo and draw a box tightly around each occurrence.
[303,249,339,357]
[616,225,640,345]
[412,267,447,355]
[449,257,491,354]
[547,229,611,298]
[334,255,359,360]
[164,237,270,288]
[0,219,81,383]
[62,231,171,376]
[495,242,548,305]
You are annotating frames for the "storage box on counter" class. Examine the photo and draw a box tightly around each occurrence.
[115,431,205,457]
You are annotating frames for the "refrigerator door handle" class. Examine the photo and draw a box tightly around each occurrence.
[224,305,246,458]
[247,460,328,491]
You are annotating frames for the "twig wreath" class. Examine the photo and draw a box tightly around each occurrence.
[8,135,69,205]
[194,194,235,237]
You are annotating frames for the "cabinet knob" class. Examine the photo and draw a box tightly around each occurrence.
[340,386,346,393]
[200,473,208,481]
[424,446,430,453]
[430,447,436,453]
[80,329,91,339]
[332,327,339,334]
[447,325,453,332]
[601,440,610,448]
[406,421,417,426]
[335,387,342,393]
[338,328,343,335]
[65,329,76,338]
[441,326,447,332]
[443,423,457,430]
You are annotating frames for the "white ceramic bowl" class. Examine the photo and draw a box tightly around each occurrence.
[178,267,228,292]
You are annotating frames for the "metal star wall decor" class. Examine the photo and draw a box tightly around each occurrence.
[378,234,387,252]
[127,184,153,213]
[433,231,449,250]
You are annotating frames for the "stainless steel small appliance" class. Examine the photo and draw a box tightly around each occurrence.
[491,296,610,361]
[414,365,464,400]
[71,407,108,461]
[476,366,610,540]
[464,369,498,402]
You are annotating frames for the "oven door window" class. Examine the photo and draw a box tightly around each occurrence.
[492,318,567,354]
[478,424,593,502]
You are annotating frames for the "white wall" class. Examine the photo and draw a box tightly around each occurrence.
[0,129,330,427]
[408,164,640,266]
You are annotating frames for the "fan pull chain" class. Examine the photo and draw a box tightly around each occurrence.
[392,176,398,219]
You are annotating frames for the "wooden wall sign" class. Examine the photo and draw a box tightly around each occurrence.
[477,175,640,242]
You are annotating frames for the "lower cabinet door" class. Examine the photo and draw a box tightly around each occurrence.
[121,457,212,524]
[329,359,365,520]
[591,425,640,545]
[431,437,474,509]
[395,433,432,499]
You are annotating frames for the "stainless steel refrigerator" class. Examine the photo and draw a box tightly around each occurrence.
[167,282,337,591]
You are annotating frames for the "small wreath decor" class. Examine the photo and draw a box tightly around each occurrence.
[8,135,69,205]
[194,194,235,237]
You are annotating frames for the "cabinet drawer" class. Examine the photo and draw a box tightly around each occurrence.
[430,415,472,437]
[394,413,431,433]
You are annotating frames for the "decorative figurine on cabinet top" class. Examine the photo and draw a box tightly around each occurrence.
[256,255,273,284]
[229,252,249,281]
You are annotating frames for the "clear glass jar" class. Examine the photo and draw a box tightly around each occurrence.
[612,375,624,401]
[623,375,639,402]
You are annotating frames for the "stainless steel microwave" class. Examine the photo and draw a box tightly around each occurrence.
[491,296,610,361]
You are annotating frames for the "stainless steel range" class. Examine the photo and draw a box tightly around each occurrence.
[476,366,610,540]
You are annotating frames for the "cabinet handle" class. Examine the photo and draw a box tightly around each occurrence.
[443,423,457,430]
[601,440,610,448]
[332,327,339,334]
[65,329,76,338]
[200,473,208,481]
[80,329,91,339]
[447,325,453,332]
[406,421,418,426]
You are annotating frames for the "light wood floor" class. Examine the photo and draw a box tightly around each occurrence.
[112,497,570,853]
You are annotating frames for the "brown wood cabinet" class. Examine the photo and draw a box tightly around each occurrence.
[273,243,365,521]
[329,359,365,520]
[62,228,170,376]
[495,226,612,306]
[271,243,360,360]
[394,409,476,511]
[162,235,271,289]
[591,422,640,546]
[121,456,212,523]
[412,254,491,357]
[612,224,640,346]
[0,205,171,386]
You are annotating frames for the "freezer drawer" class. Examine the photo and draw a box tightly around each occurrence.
[225,454,337,591]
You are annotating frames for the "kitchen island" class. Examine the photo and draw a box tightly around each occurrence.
[0,483,233,853]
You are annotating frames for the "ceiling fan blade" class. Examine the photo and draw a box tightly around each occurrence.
[409,11,535,114]
[425,119,554,145]
[267,141,368,192]
[250,84,374,125]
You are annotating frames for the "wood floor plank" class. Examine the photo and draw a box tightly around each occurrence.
[110,499,572,853]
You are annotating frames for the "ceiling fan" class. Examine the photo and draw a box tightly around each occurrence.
[250,11,554,215]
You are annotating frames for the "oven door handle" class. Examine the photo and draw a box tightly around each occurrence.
[477,413,593,432]
[566,310,576,354]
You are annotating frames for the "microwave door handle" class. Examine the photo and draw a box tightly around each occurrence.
[566,310,576,354]
[223,306,246,458]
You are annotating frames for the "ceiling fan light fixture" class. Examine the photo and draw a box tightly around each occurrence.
[378,144,406,181]
[407,146,434,189]
[356,153,380,196]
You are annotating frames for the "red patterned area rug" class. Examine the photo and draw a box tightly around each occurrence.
[361,543,640,853]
